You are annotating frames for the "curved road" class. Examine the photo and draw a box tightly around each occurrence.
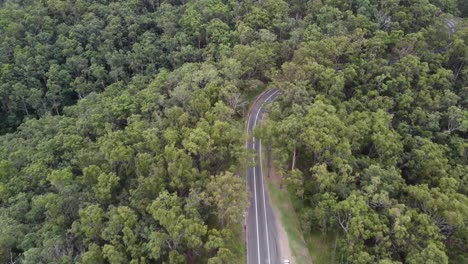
[244,17,458,264]
[246,88,282,264]
[447,18,457,37]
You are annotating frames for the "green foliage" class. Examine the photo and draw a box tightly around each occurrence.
[0,60,248,262]
[258,1,467,262]
[0,0,466,263]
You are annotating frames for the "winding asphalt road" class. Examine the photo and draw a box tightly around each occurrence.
[447,18,457,37]
[243,16,458,264]
[246,88,282,264]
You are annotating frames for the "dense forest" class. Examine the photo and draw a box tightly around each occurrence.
[0,0,466,263]
[258,1,468,264]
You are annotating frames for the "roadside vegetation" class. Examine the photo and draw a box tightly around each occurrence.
[259,6,467,264]
[267,180,313,264]
[307,231,336,264]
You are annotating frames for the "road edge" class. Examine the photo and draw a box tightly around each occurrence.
[243,88,278,264]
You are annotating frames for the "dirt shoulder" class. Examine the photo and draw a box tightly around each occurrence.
[265,164,313,264]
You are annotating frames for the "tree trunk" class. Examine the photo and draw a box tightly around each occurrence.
[454,61,464,80]
[41,99,47,114]
[22,99,29,116]
[291,148,296,171]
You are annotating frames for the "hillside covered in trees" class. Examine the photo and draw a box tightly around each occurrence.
[0,0,467,263]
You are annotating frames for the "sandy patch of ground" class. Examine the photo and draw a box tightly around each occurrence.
[265,155,293,262]
[268,191,294,263]
[267,159,282,185]
[265,164,313,264]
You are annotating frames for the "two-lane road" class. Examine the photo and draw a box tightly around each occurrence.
[447,18,457,37]
[246,88,282,264]
[244,16,458,264]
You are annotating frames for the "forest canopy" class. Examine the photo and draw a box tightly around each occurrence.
[0,0,467,263]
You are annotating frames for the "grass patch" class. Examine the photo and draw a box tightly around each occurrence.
[267,180,338,264]
[306,231,337,264]
[228,221,246,262]
[287,188,337,264]
[244,83,267,102]
[267,180,312,264]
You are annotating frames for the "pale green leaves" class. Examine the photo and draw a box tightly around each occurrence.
[204,172,249,227]
[147,191,207,253]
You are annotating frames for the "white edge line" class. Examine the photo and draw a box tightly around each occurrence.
[246,89,274,264]
[252,140,261,264]
[259,140,271,263]
[253,89,280,264]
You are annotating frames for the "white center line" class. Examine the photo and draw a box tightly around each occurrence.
[252,140,261,264]
[259,139,271,263]
[246,90,272,264]
[252,89,280,264]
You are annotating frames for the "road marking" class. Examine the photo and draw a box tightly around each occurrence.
[246,88,280,264]
[252,141,261,263]
[252,89,280,264]
[252,140,261,264]
[246,88,276,137]
[246,89,275,264]
[259,140,271,264]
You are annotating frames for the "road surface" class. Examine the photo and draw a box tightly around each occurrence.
[246,88,282,264]
[243,16,458,264]
[447,18,457,37]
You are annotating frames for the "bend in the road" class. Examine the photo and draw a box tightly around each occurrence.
[246,88,281,264]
